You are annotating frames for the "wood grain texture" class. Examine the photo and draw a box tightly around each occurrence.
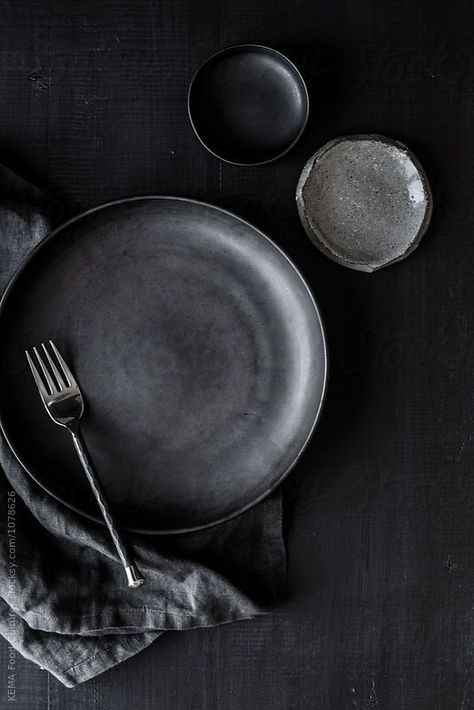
[1,0,474,708]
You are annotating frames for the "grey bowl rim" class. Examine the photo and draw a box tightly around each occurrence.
[296,133,434,273]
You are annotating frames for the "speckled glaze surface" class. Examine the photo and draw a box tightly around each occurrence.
[0,197,327,533]
[296,134,433,272]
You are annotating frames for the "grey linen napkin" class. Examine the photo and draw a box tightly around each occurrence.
[0,165,286,687]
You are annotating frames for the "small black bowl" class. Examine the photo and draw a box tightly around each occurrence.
[188,44,309,166]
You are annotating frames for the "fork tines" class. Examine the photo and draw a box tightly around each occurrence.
[25,340,76,397]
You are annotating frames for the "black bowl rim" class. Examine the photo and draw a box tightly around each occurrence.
[187,43,310,166]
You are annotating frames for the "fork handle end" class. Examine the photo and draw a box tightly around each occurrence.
[126,564,145,588]
[69,427,145,588]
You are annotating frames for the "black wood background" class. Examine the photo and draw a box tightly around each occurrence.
[0,1,473,708]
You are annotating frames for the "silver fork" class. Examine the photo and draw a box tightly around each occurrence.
[25,340,145,589]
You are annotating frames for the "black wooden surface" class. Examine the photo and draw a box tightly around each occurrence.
[0,1,473,708]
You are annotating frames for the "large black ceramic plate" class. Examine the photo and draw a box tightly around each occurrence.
[0,197,327,533]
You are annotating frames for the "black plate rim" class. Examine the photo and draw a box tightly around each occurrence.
[0,196,328,534]
[187,43,310,166]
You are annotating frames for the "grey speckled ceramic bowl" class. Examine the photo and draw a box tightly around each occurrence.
[296,134,433,272]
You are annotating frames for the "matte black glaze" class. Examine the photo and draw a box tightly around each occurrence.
[0,197,327,534]
[188,45,309,165]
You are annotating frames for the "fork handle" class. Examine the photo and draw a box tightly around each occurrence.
[69,427,145,589]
